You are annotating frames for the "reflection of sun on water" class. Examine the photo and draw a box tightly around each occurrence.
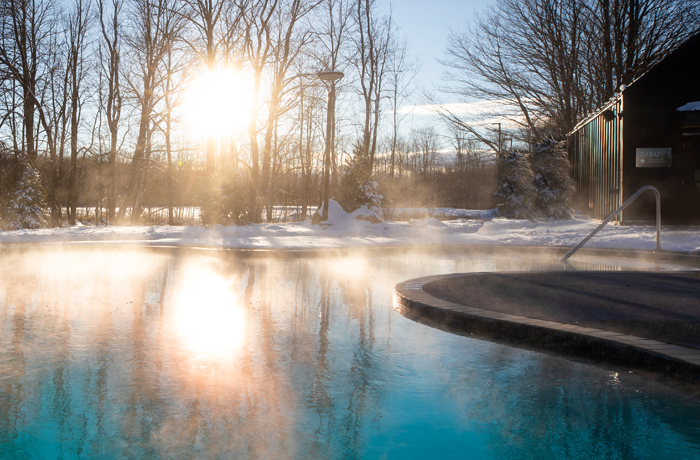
[327,257,369,281]
[183,67,252,137]
[173,269,247,357]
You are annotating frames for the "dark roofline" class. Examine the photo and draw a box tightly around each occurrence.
[624,30,700,92]
[568,30,700,136]
[569,93,621,135]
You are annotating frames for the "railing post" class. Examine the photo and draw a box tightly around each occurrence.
[655,188,661,252]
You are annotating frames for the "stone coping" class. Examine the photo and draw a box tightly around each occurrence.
[394,273,700,383]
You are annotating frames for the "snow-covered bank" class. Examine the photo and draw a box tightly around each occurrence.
[1,207,698,254]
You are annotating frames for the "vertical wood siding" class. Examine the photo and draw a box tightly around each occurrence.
[568,98,623,221]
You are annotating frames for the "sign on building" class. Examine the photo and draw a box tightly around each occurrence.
[636,148,672,168]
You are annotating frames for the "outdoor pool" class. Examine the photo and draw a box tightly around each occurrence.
[0,247,699,459]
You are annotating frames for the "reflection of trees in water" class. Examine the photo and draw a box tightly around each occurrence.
[433,342,700,459]
[0,250,698,458]
[246,257,390,458]
[0,269,29,454]
[333,265,383,458]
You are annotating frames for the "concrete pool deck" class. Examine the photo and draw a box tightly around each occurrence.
[394,271,700,382]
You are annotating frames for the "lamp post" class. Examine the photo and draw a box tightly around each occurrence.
[317,71,344,221]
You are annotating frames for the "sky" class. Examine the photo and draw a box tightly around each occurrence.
[373,0,496,136]
[377,0,493,96]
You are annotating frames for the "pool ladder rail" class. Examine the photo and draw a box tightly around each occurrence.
[562,185,661,263]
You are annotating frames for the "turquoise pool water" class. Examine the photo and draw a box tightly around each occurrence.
[0,248,698,459]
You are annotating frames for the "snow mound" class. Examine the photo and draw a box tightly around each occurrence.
[313,200,384,227]
[308,200,386,236]
[349,205,382,224]
[62,220,86,228]
[409,218,447,228]
[477,218,536,235]
[312,199,348,225]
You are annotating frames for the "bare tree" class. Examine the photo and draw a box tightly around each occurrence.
[385,33,418,180]
[352,0,391,169]
[242,0,319,222]
[585,0,700,106]
[98,0,123,223]
[0,0,46,160]
[0,0,64,225]
[293,66,323,220]
[440,0,583,140]
[311,0,351,192]
[411,125,440,181]
[440,0,700,140]
[117,0,179,222]
[241,0,277,222]
[262,0,318,222]
[65,0,93,225]
[179,0,242,177]
[152,4,188,225]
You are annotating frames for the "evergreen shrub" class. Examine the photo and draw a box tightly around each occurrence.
[3,158,47,230]
[531,139,575,219]
[493,150,536,219]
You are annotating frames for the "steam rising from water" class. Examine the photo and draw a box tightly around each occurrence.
[0,247,698,458]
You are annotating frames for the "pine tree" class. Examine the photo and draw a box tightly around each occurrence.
[200,172,250,226]
[358,181,383,218]
[200,173,220,226]
[531,139,575,218]
[338,141,381,215]
[218,172,250,225]
[4,160,47,230]
[493,150,536,219]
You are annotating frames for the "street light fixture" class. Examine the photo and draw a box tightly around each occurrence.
[317,70,344,222]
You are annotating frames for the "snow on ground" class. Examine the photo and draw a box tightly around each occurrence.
[1,201,698,254]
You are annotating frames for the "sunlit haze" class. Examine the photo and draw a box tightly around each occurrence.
[183,67,252,137]
[172,266,247,357]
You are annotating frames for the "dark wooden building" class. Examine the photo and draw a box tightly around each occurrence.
[568,33,700,223]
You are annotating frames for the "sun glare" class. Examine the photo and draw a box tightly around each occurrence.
[327,257,370,281]
[172,269,247,357]
[184,67,252,137]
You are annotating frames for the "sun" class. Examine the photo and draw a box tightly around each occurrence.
[183,67,252,137]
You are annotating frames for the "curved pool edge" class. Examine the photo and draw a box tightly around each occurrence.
[394,274,700,383]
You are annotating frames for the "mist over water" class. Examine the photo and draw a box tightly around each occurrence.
[0,248,698,459]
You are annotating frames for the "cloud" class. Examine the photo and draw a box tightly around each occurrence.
[397,100,513,116]
[396,100,525,129]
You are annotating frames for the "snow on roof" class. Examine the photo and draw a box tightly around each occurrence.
[677,101,700,112]
[569,93,622,135]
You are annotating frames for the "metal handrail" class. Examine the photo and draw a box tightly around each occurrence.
[562,185,661,262]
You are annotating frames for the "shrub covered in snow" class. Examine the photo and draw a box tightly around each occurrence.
[531,139,574,219]
[358,181,383,219]
[338,141,383,219]
[2,160,47,230]
[493,150,536,219]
